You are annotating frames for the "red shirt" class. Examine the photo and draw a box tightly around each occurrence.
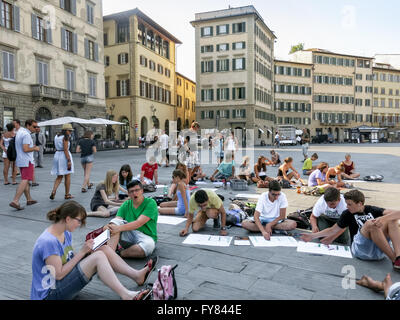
[141,162,158,180]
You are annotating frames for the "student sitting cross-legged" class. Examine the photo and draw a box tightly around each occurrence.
[159,169,190,216]
[302,153,319,176]
[210,151,235,182]
[310,187,350,245]
[241,180,297,240]
[301,189,400,270]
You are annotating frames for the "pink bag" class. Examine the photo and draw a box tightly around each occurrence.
[152,265,178,300]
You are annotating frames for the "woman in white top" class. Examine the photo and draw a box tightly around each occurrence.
[50,124,75,200]
[0,122,17,185]
[224,130,239,160]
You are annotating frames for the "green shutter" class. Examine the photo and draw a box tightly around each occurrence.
[243,58,246,70]
[226,24,229,34]
[201,28,204,37]
[201,90,204,101]
[211,89,214,101]
[232,88,236,100]
[217,88,220,101]
[210,111,214,119]
[226,110,230,118]
[242,109,246,118]
[226,88,230,100]
[216,60,220,72]
[233,110,236,118]
[201,111,205,119]
[243,87,246,99]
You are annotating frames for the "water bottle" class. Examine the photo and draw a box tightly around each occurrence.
[163,185,168,198]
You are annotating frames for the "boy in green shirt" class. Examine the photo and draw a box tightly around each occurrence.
[106,180,158,258]
[302,153,318,175]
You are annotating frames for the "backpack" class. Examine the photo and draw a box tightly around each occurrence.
[280,179,292,189]
[363,175,384,182]
[152,195,172,206]
[143,183,156,193]
[7,137,17,162]
[287,207,313,230]
[152,265,178,300]
[226,208,248,226]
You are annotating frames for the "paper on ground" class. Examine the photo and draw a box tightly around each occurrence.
[234,240,251,246]
[183,234,233,247]
[343,180,367,183]
[156,185,167,188]
[203,188,217,192]
[157,216,186,225]
[296,241,352,258]
[195,181,207,185]
[235,194,261,199]
[249,236,298,247]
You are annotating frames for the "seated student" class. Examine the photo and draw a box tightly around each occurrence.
[140,156,159,186]
[105,180,158,259]
[277,157,301,183]
[191,166,207,182]
[159,169,190,216]
[301,190,400,269]
[237,156,252,184]
[242,180,297,239]
[326,164,345,188]
[118,164,135,200]
[341,154,361,180]
[30,201,153,300]
[310,187,350,245]
[356,273,400,300]
[302,153,319,175]
[168,162,190,199]
[87,170,122,217]
[210,152,235,182]
[251,156,269,183]
[308,162,331,188]
[266,150,281,166]
[179,189,228,237]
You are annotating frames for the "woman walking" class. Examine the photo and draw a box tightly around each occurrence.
[0,122,17,185]
[50,123,75,200]
[76,130,97,193]
[30,201,153,300]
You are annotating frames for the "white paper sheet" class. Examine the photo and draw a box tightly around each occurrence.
[249,236,298,247]
[92,229,110,251]
[235,194,261,199]
[296,241,353,258]
[157,216,187,225]
[195,181,207,185]
[234,240,252,246]
[203,188,217,192]
[182,234,233,247]
[156,185,167,188]
[343,180,367,183]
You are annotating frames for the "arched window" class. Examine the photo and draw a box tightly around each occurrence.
[177,118,182,132]
[141,116,148,137]
[120,117,130,142]
[164,119,169,135]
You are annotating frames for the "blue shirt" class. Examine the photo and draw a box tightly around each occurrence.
[218,160,235,177]
[30,230,74,300]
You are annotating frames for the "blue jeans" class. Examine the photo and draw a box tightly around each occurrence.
[351,231,388,261]
[44,263,91,300]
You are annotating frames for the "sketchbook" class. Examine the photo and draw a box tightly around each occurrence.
[92,229,110,251]
[157,216,187,225]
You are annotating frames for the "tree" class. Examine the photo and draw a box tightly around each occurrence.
[289,43,304,54]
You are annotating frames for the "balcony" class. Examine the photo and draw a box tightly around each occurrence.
[378,121,397,127]
[320,120,349,126]
[31,84,88,105]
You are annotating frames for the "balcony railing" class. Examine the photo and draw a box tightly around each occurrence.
[31,84,88,105]
[320,120,350,125]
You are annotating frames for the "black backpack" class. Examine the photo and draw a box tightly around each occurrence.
[7,137,17,162]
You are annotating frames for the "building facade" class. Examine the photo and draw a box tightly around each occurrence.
[0,0,106,139]
[104,8,181,145]
[191,5,276,145]
[176,72,196,131]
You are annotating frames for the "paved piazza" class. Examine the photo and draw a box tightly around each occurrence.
[0,143,399,300]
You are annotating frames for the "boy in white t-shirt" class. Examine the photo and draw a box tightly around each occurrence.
[310,187,350,244]
[242,180,296,240]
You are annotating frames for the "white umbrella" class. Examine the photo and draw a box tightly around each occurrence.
[37,117,92,126]
[89,118,125,125]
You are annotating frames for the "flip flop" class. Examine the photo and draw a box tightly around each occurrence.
[9,202,24,210]
[142,256,158,286]
[4,183,10,185]
[133,289,150,300]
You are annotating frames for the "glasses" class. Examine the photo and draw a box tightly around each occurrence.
[128,188,142,194]
[270,192,281,197]
[33,126,39,129]
[73,218,83,224]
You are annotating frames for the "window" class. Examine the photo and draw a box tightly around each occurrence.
[217,88,229,101]
[201,45,213,53]
[65,68,75,91]
[232,22,246,33]
[117,22,129,43]
[217,43,229,52]
[149,60,155,71]
[118,79,130,97]
[201,26,213,37]
[233,58,245,71]
[162,41,170,59]
[60,0,76,15]
[31,15,52,43]
[104,56,110,66]
[105,82,109,98]
[216,59,229,72]
[86,2,94,24]
[1,50,15,80]
[103,33,108,46]
[157,64,164,74]
[37,60,49,85]
[165,68,171,78]
[201,110,214,119]
[140,55,147,67]
[201,60,213,73]
[233,42,246,50]
[61,28,77,53]
[118,53,128,65]
[356,74,362,80]
[232,87,245,100]
[201,89,214,102]
[233,109,246,118]
[216,24,229,35]
[88,73,96,97]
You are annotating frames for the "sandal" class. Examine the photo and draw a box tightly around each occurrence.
[65,194,74,199]
[88,183,94,189]
[50,192,56,200]
[81,188,88,193]
[133,289,150,300]
[141,256,158,286]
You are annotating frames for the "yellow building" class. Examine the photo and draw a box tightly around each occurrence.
[176,72,196,131]
[372,64,400,141]
[0,0,106,139]
[104,8,181,145]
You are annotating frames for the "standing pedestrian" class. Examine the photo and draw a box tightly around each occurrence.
[32,126,46,168]
[160,130,169,167]
[1,122,18,185]
[274,132,280,148]
[301,128,310,161]
[50,123,75,200]
[224,130,239,160]
[76,130,97,193]
[9,119,40,210]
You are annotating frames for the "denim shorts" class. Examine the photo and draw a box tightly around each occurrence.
[44,263,91,300]
[174,206,186,216]
[351,231,388,261]
[120,230,155,257]
[81,154,94,164]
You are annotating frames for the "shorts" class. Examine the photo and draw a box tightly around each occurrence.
[20,163,34,181]
[175,206,186,216]
[303,169,310,175]
[44,263,91,300]
[120,230,155,257]
[81,155,94,164]
[161,149,169,158]
[91,203,109,212]
[351,231,388,261]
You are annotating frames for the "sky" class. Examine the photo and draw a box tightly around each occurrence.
[102,0,400,81]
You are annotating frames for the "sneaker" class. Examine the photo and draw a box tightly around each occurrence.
[213,218,220,229]
[394,256,400,271]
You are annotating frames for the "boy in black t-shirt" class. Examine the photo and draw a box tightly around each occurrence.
[301,190,400,270]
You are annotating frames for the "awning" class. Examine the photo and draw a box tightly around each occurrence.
[258,128,265,134]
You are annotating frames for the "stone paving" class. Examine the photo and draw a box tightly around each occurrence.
[0,143,399,300]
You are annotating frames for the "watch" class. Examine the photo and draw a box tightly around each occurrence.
[220,226,227,231]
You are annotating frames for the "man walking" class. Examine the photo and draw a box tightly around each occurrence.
[301,128,310,161]
[9,119,40,210]
[31,126,46,168]
[159,131,169,167]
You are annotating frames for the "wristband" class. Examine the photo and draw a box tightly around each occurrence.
[220,226,227,231]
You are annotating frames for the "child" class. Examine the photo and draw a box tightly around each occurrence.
[210,152,235,182]
[140,156,159,186]
[302,153,319,175]
[159,169,190,216]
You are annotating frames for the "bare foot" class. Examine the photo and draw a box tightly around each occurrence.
[356,275,384,293]
[383,273,393,298]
